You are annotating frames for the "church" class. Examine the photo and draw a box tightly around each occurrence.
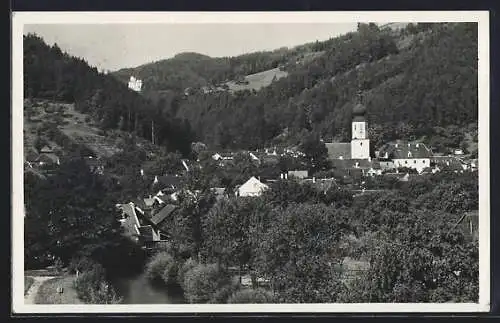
[325,91,371,161]
[324,91,435,175]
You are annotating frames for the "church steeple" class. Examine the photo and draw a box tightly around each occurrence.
[351,85,370,160]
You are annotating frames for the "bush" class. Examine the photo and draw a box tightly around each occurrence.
[227,288,277,304]
[73,264,122,304]
[183,263,232,303]
[145,252,178,285]
[177,258,198,289]
[68,256,98,274]
[210,279,241,304]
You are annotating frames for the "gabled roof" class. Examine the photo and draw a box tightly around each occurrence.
[380,142,432,159]
[138,225,157,242]
[36,153,59,164]
[155,175,182,189]
[150,204,177,226]
[430,156,465,170]
[40,145,53,153]
[238,176,269,194]
[331,159,374,170]
[325,143,351,160]
[144,197,155,207]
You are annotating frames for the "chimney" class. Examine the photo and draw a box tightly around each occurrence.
[416,143,420,148]
[153,175,159,184]
[313,177,316,183]
[285,173,288,180]
[395,144,398,148]
[280,173,284,179]
[140,169,145,176]
[408,143,411,148]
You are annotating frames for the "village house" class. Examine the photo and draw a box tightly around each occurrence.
[83,156,104,174]
[430,155,469,172]
[287,170,309,179]
[378,142,432,173]
[35,145,60,167]
[236,176,269,197]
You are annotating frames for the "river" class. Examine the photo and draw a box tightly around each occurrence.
[111,272,186,304]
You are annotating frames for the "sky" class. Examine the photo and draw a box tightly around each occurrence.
[23,23,357,71]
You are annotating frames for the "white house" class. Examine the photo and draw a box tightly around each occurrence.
[236,176,269,197]
[379,142,432,173]
[128,76,143,92]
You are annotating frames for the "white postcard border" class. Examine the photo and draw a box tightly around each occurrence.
[11,11,491,314]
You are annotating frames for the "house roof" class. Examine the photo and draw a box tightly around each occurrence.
[380,142,432,159]
[37,153,59,164]
[138,225,156,242]
[325,143,351,160]
[150,204,177,226]
[238,176,269,193]
[40,145,53,153]
[119,203,136,219]
[430,156,465,170]
[155,175,182,189]
[144,197,155,207]
[287,170,308,179]
[331,159,375,170]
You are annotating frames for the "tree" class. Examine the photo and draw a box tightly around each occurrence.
[299,132,330,173]
[254,203,347,302]
[24,158,123,268]
[202,197,261,281]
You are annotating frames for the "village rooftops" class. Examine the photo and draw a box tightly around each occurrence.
[150,204,177,226]
[379,142,432,159]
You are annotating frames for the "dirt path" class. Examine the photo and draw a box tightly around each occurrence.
[24,276,57,304]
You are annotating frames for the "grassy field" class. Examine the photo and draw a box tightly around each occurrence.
[225,68,288,93]
[24,276,35,295]
[34,276,83,304]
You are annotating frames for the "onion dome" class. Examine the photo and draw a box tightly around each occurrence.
[352,103,366,116]
[352,89,366,121]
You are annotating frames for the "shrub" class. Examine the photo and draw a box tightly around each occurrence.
[145,252,178,285]
[68,256,98,274]
[73,264,122,304]
[210,279,241,304]
[177,258,198,289]
[227,288,277,304]
[183,263,232,303]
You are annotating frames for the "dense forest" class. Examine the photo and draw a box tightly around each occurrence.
[23,34,195,156]
[114,22,478,153]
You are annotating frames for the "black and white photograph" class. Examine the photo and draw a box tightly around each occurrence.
[11,11,490,313]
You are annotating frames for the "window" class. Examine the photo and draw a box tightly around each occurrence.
[360,142,363,146]
[423,160,426,163]
[414,160,416,164]
[405,161,408,164]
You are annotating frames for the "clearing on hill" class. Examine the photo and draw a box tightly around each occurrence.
[225,68,288,93]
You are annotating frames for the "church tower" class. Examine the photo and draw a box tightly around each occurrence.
[351,90,370,159]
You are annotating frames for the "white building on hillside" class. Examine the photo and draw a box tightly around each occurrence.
[236,176,269,197]
[128,76,143,92]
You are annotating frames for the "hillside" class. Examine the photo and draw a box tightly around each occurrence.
[122,22,477,153]
[23,34,195,157]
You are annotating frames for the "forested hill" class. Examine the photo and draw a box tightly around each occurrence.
[113,23,478,154]
[23,34,195,156]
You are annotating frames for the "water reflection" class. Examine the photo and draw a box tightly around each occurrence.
[112,272,186,304]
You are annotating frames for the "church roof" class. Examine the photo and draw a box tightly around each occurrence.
[325,143,351,160]
[331,159,378,170]
[352,103,366,116]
